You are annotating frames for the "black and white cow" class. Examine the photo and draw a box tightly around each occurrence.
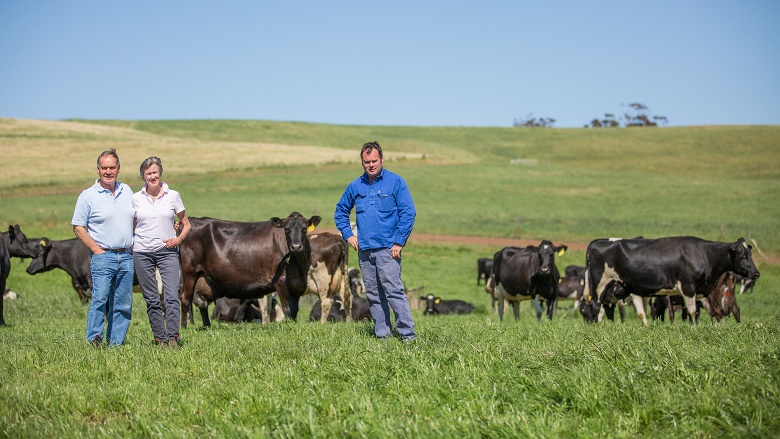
[421,293,475,315]
[584,236,759,323]
[477,257,493,286]
[488,240,567,322]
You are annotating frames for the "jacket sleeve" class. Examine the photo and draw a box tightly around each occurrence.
[393,177,416,246]
[334,184,356,240]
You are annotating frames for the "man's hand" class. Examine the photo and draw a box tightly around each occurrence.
[347,235,359,252]
[391,244,403,260]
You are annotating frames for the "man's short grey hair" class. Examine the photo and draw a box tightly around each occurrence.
[97,149,120,168]
[139,156,163,179]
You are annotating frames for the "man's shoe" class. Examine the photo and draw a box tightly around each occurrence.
[166,338,179,349]
[91,337,102,348]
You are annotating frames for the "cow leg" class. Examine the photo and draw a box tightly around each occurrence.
[682,295,697,324]
[531,297,543,321]
[732,301,741,323]
[497,285,505,322]
[512,300,520,321]
[546,298,555,320]
[665,297,675,324]
[320,296,333,324]
[632,295,648,327]
[72,279,90,304]
[199,306,212,327]
[699,299,714,322]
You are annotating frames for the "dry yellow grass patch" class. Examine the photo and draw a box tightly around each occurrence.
[0,118,422,190]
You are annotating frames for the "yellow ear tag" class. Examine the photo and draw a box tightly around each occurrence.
[307,224,316,232]
[435,298,441,304]
[40,239,47,246]
[558,248,565,256]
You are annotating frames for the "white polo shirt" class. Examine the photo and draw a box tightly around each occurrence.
[132,182,185,253]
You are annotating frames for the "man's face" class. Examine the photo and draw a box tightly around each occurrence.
[97,155,119,189]
[361,149,383,180]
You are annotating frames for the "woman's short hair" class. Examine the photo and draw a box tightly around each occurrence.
[139,156,163,178]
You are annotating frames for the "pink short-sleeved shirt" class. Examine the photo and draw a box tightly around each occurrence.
[132,182,185,253]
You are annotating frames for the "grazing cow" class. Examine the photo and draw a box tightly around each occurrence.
[584,237,760,323]
[305,232,351,323]
[26,238,92,303]
[489,240,567,322]
[421,293,475,315]
[309,287,371,323]
[704,271,740,323]
[179,212,321,327]
[477,257,493,285]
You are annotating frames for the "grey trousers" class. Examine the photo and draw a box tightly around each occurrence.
[133,247,181,342]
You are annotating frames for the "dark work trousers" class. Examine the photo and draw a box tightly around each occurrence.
[133,247,181,342]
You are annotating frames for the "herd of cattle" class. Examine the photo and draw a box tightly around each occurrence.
[479,237,761,324]
[0,215,763,328]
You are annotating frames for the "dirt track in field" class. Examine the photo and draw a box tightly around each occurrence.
[321,228,779,265]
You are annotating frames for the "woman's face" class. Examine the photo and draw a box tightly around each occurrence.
[143,163,161,188]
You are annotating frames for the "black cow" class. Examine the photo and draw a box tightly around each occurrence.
[305,232,350,323]
[584,237,759,323]
[564,265,586,279]
[0,236,9,325]
[2,225,42,260]
[179,212,321,327]
[309,289,371,323]
[421,293,475,315]
[211,296,285,323]
[26,238,93,303]
[488,240,567,322]
[477,257,493,285]
[348,268,364,297]
[1,224,42,325]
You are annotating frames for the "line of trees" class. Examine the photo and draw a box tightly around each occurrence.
[513,103,668,128]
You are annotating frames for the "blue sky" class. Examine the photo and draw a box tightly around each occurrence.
[1,1,778,128]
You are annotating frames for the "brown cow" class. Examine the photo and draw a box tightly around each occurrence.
[179,212,321,327]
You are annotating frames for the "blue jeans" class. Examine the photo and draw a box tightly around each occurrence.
[87,249,134,346]
[133,247,181,342]
[358,248,416,340]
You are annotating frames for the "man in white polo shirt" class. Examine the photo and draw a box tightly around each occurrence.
[72,149,135,347]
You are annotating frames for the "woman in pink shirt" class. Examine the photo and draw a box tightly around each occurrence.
[132,157,191,348]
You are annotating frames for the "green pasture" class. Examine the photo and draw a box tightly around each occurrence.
[1,119,779,437]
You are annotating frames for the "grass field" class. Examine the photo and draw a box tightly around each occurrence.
[1,119,779,438]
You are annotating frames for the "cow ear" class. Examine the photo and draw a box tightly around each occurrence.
[270,217,283,228]
[435,298,441,304]
[309,216,322,227]
[557,245,567,256]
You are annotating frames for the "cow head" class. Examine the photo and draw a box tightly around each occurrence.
[527,240,568,275]
[730,238,760,281]
[270,212,321,254]
[579,295,600,323]
[7,224,41,259]
[421,294,438,314]
[26,238,52,275]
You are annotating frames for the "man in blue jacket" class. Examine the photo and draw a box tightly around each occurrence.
[335,141,417,342]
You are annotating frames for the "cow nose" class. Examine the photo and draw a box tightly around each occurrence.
[290,243,303,252]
